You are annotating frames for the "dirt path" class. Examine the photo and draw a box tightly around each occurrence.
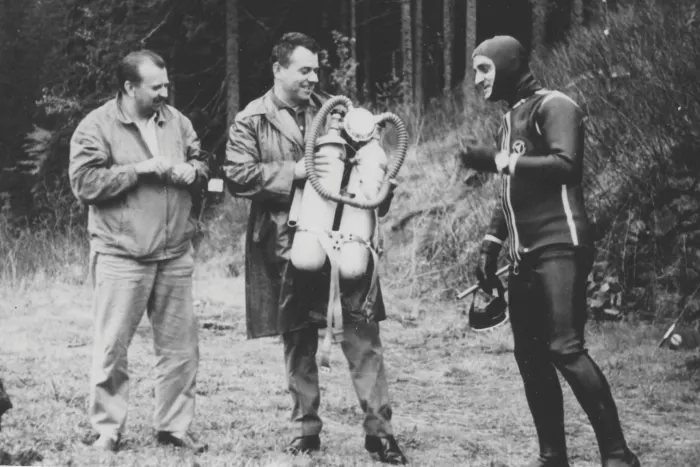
[0,272,698,466]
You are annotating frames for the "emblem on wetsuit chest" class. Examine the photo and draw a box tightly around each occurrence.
[512,139,527,156]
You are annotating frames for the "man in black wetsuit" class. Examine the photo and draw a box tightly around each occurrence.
[458,35,640,467]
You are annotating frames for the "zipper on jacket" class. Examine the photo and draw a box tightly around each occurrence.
[134,119,169,259]
[500,111,522,273]
[159,122,169,259]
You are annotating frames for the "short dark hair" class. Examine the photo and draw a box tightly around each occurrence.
[271,32,320,68]
[116,49,166,92]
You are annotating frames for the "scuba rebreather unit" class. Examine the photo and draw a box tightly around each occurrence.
[287,95,409,369]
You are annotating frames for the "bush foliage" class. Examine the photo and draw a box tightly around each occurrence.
[1,0,699,325]
[382,0,700,322]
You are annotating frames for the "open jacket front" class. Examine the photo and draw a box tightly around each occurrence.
[69,96,210,262]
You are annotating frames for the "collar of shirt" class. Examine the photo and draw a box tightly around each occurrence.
[135,113,160,158]
[270,91,307,127]
[115,92,169,126]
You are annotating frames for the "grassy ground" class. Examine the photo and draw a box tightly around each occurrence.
[0,264,699,467]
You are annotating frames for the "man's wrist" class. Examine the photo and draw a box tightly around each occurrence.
[508,152,521,175]
[481,235,503,256]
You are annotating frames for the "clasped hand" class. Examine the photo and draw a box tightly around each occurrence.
[170,162,197,185]
[135,158,196,185]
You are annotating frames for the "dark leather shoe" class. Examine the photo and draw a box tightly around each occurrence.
[283,435,321,455]
[365,435,407,465]
[156,431,208,454]
[604,449,641,467]
[523,456,570,467]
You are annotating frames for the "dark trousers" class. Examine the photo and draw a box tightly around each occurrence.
[509,245,631,462]
[282,322,393,437]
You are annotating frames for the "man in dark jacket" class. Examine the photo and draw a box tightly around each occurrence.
[224,32,406,464]
[459,36,640,467]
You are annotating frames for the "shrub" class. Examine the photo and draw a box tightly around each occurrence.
[534,0,700,320]
[384,0,700,322]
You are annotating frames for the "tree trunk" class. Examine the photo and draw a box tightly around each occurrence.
[413,0,423,110]
[531,0,549,56]
[321,0,329,30]
[572,0,584,27]
[350,0,357,62]
[340,0,350,35]
[350,0,357,98]
[401,0,413,103]
[362,0,372,101]
[226,0,239,129]
[0,0,4,40]
[0,1,6,76]
[443,0,453,92]
[464,0,477,92]
[320,2,331,93]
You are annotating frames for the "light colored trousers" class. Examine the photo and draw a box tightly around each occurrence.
[88,249,199,439]
[283,322,394,437]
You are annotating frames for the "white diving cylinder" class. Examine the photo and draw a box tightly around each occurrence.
[289,120,346,272]
[338,135,388,280]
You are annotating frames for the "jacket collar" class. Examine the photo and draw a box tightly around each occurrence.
[114,92,173,126]
[511,73,544,109]
[250,89,325,148]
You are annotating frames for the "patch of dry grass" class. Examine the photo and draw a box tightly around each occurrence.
[0,266,698,466]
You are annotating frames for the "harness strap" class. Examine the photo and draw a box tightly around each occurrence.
[89,250,99,289]
[297,225,381,369]
[316,230,344,369]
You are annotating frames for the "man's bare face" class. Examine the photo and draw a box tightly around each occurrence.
[128,61,169,117]
[273,46,319,106]
[473,55,496,100]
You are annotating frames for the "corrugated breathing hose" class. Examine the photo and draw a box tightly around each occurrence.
[304,98,408,209]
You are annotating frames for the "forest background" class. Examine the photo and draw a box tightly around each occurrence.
[1,1,700,466]
[2,0,700,324]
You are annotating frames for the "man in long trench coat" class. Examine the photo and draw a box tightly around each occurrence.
[223,32,407,465]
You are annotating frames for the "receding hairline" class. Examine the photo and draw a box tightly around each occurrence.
[136,59,167,75]
[117,50,166,90]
